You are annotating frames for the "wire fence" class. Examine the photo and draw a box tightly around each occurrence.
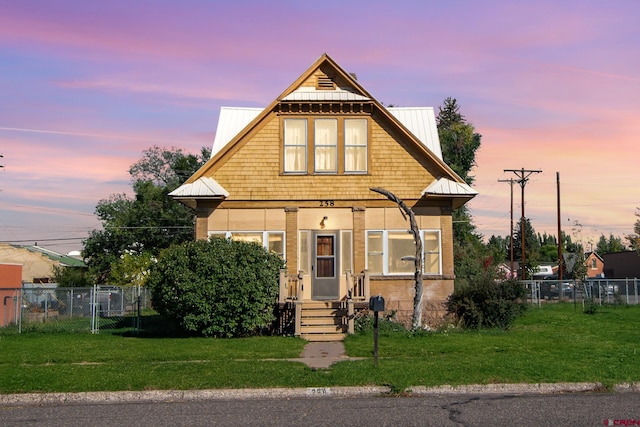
[524,278,640,307]
[0,285,151,334]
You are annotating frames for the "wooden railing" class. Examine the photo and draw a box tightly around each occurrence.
[346,270,370,302]
[279,270,303,303]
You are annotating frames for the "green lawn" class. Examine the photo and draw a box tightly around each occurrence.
[1,303,638,394]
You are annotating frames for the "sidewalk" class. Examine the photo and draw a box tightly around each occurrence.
[295,341,364,369]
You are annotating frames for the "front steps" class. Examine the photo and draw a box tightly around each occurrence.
[299,301,347,342]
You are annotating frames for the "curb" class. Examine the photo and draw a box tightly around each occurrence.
[2,383,639,406]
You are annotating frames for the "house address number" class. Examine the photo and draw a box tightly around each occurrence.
[319,200,335,207]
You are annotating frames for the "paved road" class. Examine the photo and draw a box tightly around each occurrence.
[2,392,640,426]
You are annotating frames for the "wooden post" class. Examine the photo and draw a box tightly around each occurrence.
[373,310,379,367]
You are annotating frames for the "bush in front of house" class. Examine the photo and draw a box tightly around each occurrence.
[146,237,285,338]
[446,274,527,329]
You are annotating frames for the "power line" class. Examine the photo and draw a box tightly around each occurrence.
[504,168,542,279]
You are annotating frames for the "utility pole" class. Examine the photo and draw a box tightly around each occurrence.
[556,172,563,281]
[498,178,516,278]
[504,168,542,280]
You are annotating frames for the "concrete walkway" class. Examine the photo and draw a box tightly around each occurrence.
[296,341,363,369]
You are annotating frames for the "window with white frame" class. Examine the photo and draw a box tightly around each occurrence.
[366,230,441,275]
[344,118,367,173]
[284,119,307,173]
[208,231,285,259]
[314,119,337,173]
[283,117,368,175]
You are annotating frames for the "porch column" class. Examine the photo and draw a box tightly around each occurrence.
[194,206,213,240]
[285,207,298,275]
[352,207,366,273]
[440,206,454,277]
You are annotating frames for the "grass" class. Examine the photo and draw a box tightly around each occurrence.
[1,303,639,394]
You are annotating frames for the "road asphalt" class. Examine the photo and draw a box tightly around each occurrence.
[1,340,639,406]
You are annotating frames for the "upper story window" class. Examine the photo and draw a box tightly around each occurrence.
[345,119,367,173]
[284,119,307,173]
[314,119,337,173]
[283,117,368,174]
[591,258,597,269]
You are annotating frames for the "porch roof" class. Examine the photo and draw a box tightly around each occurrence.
[168,177,228,208]
[422,177,478,208]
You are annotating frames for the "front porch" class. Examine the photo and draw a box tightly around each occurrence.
[278,270,370,341]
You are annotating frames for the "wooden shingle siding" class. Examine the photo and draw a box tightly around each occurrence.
[207,116,435,202]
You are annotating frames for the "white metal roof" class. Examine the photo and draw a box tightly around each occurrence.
[211,106,443,159]
[422,177,478,197]
[387,107,442,160]
[282,88,371,102]
[211,107,262,157]
[168,177,229,198]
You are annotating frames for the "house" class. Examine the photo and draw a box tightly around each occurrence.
[585,251,605,278]
[0,243,86,284]
[170,54,477,339]
[0,264,21,327]
[602,251,640,279]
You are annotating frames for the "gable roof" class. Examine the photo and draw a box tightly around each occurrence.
[175,53,475,204]
[188,54,463,183]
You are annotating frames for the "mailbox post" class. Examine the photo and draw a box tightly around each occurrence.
[369,295,385,367]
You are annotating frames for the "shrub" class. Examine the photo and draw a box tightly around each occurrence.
[146,237,285,337]
[446,276,527,329]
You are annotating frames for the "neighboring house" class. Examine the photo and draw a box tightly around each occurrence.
[602,251,640,279]
[0,264,22,327]
[584,251,605,278]
[0,243,86,283]
[170,54,477,339]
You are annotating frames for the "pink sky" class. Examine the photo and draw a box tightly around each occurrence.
[0,0,638,254]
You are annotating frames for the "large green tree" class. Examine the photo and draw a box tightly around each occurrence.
[83,146,210,283]
[437,97,488,287]
[596,233,627,254]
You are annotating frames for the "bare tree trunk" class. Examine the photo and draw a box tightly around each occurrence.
[370,187,423,330]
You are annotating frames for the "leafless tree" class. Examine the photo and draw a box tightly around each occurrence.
[370,187,423,330]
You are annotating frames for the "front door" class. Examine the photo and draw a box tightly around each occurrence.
[311,231,340,300]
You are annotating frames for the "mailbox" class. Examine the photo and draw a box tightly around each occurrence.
[369,295,385,312]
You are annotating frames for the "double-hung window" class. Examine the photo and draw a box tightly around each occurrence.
[283,117,368,174]
[284,119,307,173]
[366,230,441,275]
[314,119,337,173]
[344,118,367,173]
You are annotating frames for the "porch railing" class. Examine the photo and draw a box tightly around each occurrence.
[346,270,370,302]
[279,270,303,303]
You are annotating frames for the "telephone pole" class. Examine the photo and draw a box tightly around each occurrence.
[498,178,516,278]
[504,168,542,280]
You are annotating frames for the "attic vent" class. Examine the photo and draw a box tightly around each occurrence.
[317,76,335,90]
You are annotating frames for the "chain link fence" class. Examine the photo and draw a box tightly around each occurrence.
[524,278,640,306]
[0,285,151,334]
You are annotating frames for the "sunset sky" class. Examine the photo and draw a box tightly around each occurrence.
[1,0,638,255]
